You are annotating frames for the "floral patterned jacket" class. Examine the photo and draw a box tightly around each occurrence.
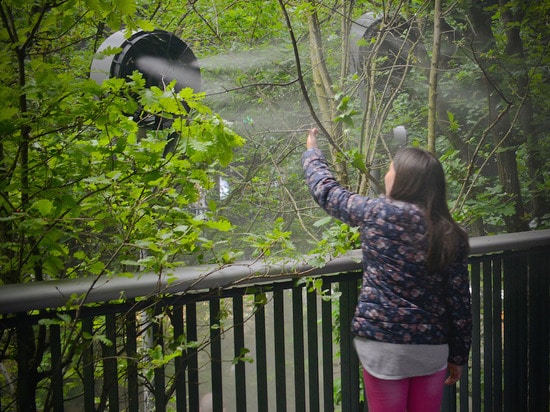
[302,148,472,365]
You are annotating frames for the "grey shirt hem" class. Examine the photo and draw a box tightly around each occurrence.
[354,336,448,380]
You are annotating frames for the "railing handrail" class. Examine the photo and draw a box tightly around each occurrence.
[1,229,549,315]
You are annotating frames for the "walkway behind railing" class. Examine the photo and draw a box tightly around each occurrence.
[0,230,549,411]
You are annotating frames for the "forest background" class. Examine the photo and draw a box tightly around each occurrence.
[0,0,549,409]
[1,0,549,287]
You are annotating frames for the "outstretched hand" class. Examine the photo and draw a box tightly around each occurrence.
[445,363,462,385]
[306,128,318,149]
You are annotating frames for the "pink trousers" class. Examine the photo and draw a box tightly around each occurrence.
[362,368,447,412]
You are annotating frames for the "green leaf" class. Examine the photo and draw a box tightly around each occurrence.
[206,218,233,232]
[313,216,332,227]
[30,199,54,217]
[88,261,105,275]
[350,151,368,174]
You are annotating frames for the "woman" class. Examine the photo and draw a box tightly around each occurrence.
[302,128,471,412]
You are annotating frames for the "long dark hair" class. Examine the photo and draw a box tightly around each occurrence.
[389,147,469,272]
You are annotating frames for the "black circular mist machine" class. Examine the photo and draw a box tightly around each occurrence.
[90,29,201,130]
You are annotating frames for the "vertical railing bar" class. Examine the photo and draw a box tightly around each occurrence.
[470,261,481,412]
[104,313,119,412]
[186,302,200,411]
[354,284,362,411]
[15,314,33,411]
[152,305,166,412]
[172,305,187,412]
[254,292,268,408]
[340,274,360,412]
[321,280,334,412]
[492,258,503,411]
[528,250,549,411]
[441,383,455,412]
[82,317,95,412]
[503,253,528,411]
[482,261,493,411]
[233,295,247,412]
[292,286,306,411]
[50,323,64,411]
[273,288,287,412]
[210,297,224,412]
[458,370,469,412]
[125,306,139,412]
[306,288,319,412]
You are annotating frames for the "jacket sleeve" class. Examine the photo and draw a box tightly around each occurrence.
[302,148,370,228]
[445,253,473,365]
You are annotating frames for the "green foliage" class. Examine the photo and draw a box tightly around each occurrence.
[1,71,244,283]
[0,0,248,284]
[232,347,253,365]
[334,94,359,126]
[305,218,360,268]
[146,0,286,51]
[245,217,296,260]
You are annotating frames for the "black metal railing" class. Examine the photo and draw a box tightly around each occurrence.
[0,229,549,411]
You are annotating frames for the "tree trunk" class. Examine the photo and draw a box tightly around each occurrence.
[501,1,550,222]
[307,3,349,187]
[427,0,442,153]
[469,1,528,232]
